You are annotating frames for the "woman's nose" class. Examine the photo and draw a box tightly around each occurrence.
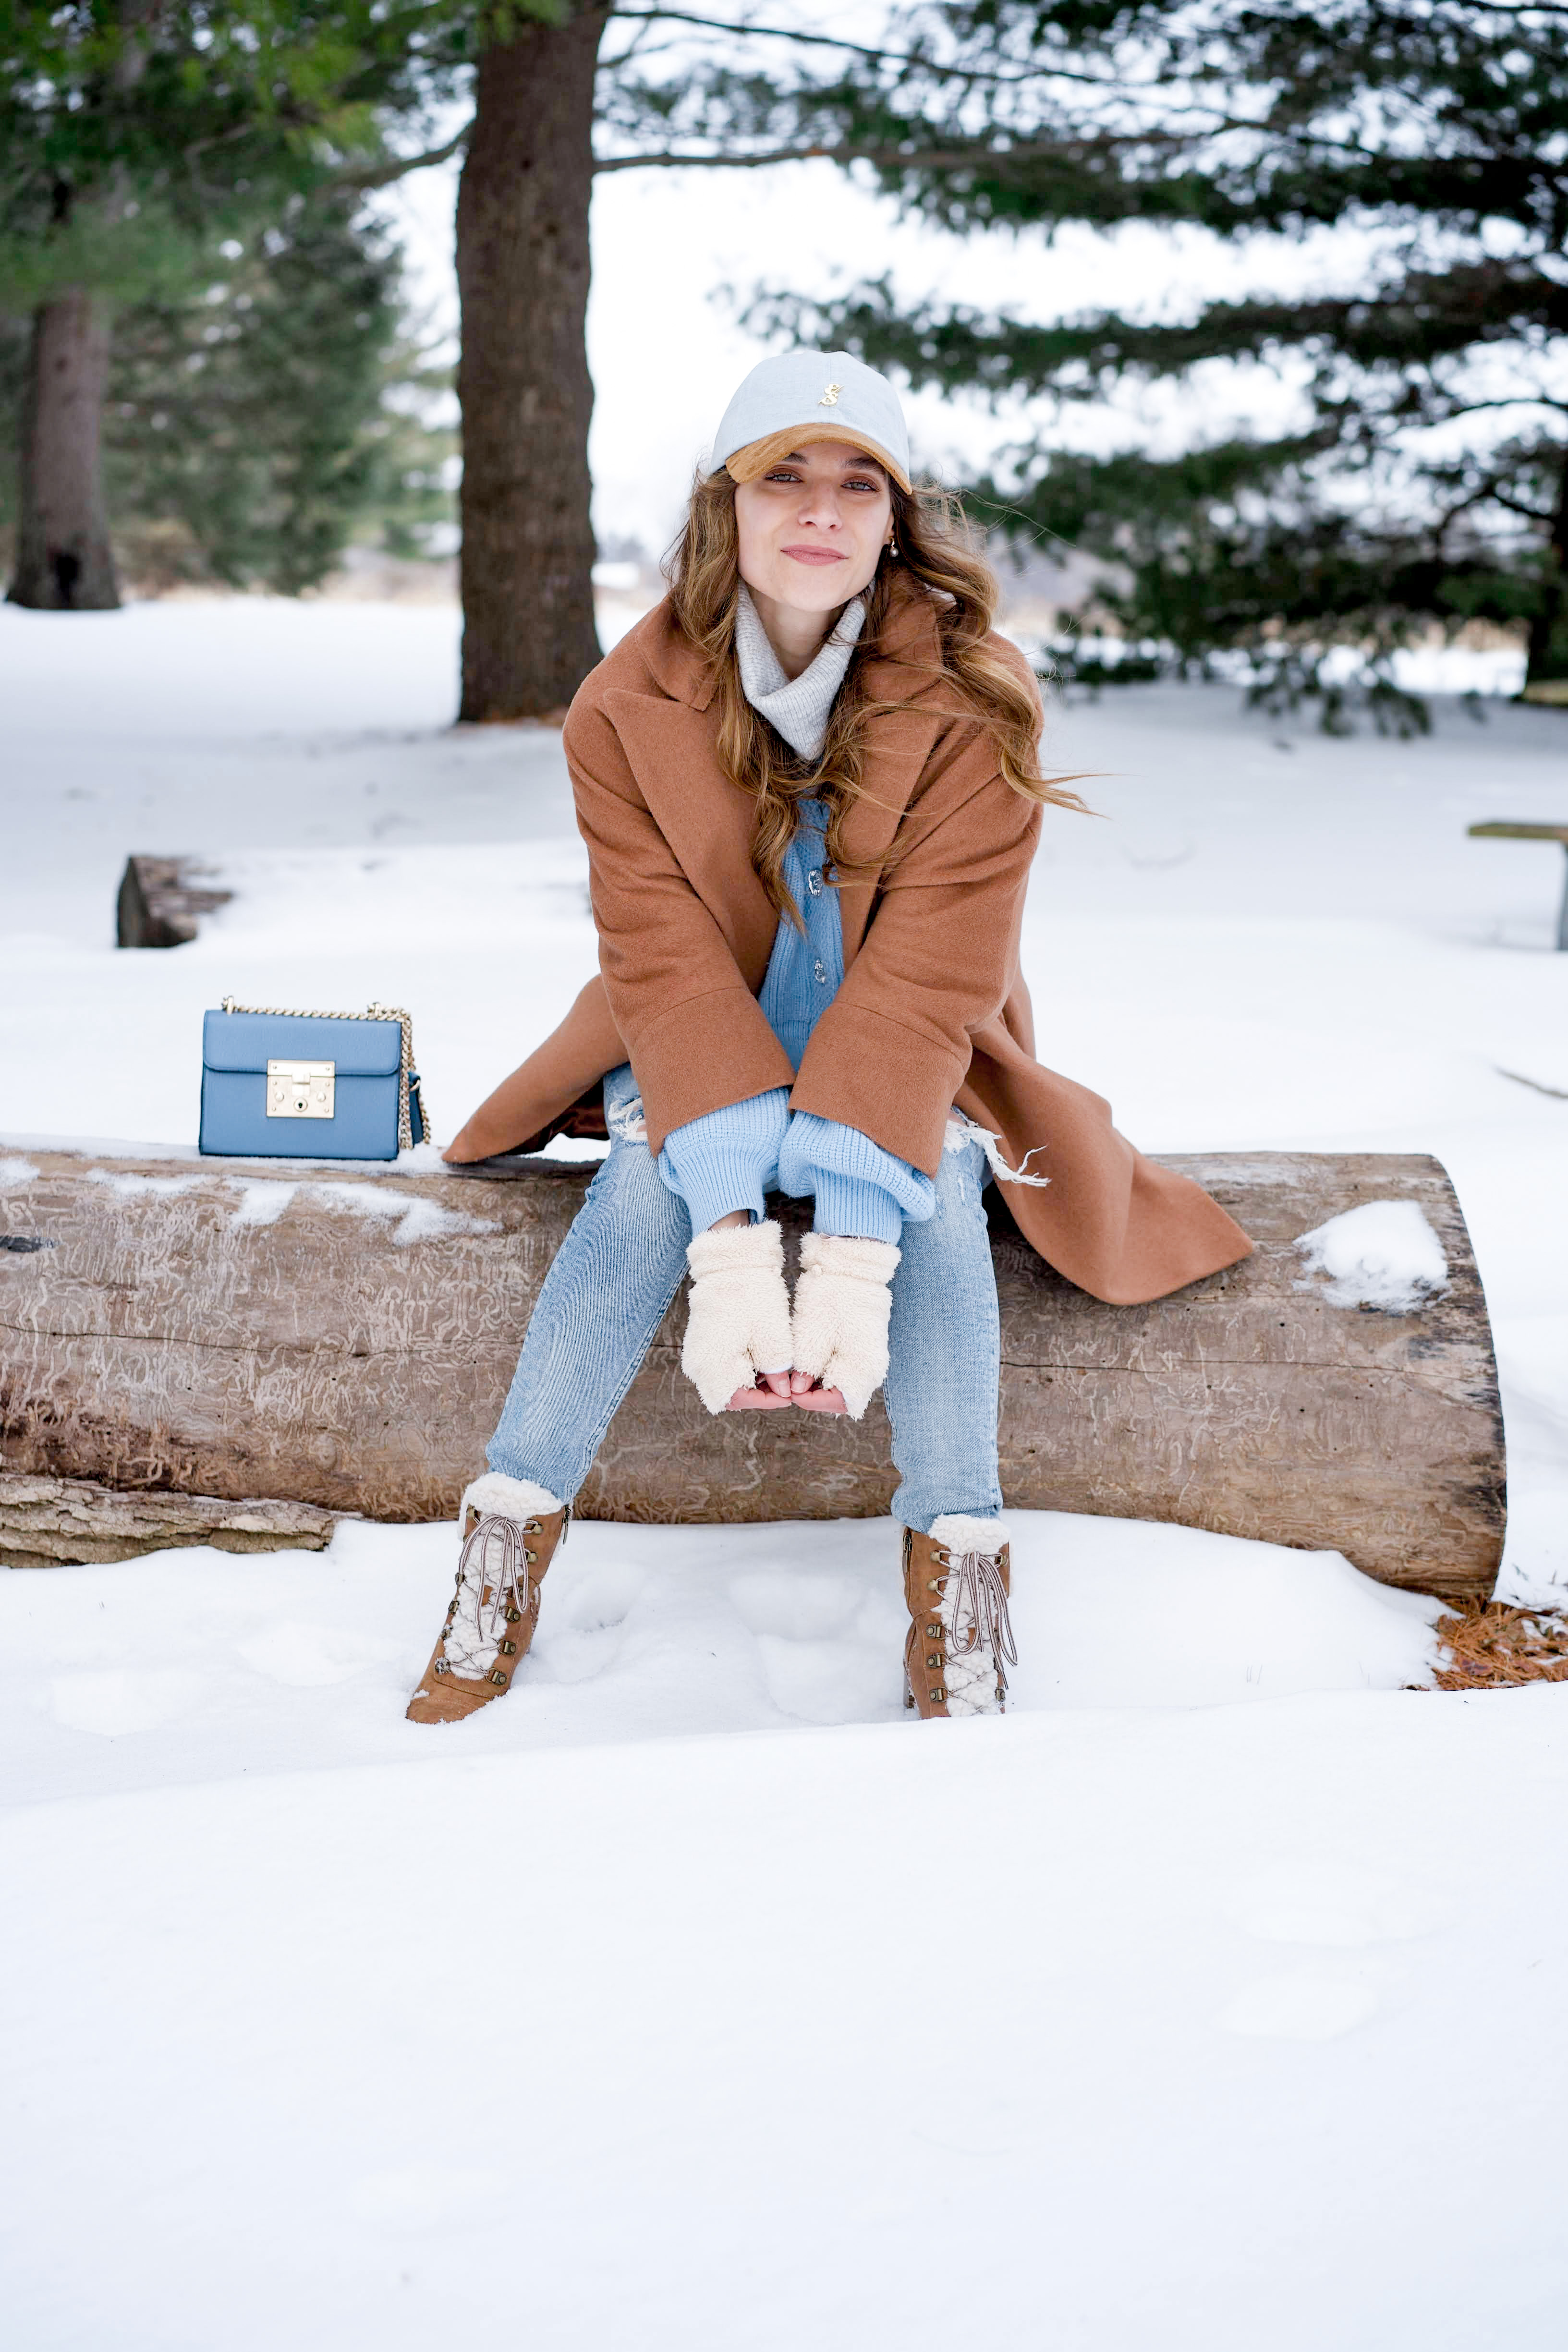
[796,485,842,528]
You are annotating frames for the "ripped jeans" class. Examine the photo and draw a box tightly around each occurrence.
[486,1063,1003,1533]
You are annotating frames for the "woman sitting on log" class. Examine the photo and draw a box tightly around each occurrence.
[407,351,1250,1726]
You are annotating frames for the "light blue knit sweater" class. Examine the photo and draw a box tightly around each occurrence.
[656,591,936,1243]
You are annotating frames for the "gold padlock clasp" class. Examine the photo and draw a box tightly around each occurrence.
[266,1059,336,1119]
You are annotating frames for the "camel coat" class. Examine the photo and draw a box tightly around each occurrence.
[496,581,1252,1305]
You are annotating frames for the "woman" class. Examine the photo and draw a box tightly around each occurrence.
[407,350,1251,1727]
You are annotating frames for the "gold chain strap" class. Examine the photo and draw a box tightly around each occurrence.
[219,996,428,1153]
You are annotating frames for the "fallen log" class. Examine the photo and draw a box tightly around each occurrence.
[0,1146,1505,1597]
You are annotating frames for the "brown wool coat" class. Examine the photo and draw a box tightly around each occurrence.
[489,580,1252,1305]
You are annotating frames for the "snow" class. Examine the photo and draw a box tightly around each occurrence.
[1296,1199,1449,1312]
[3,596,1568,2346]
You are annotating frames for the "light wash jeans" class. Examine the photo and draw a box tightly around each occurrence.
[486,1064,1003,1533]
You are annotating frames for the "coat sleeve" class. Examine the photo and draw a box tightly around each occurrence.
[564,698,796,1154]
[790,726,1044,1176]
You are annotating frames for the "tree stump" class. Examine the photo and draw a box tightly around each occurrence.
[115,857,234,949]
[0,1147,1505,1597]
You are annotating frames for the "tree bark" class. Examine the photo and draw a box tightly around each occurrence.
[456,5,608,721]
[7,288,121,612]
[1524,439,1568,691]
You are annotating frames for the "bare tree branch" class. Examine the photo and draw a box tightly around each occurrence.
[606,8,1127,90]
[327,121,472,192]
[591,130,1192,174]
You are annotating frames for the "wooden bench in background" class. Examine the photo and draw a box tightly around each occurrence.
[0,1148,1505,1598]
[1468,820,1568,951]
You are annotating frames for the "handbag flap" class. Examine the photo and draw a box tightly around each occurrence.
[202,1009,403,1078]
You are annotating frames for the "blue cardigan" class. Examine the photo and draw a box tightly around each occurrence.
[656,798,936,1242]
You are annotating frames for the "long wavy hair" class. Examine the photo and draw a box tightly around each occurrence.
[664,465,1087,924]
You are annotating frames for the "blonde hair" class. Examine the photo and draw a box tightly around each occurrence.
[664,467,1086,924]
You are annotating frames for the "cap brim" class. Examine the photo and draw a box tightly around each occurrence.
[724,424,911,496]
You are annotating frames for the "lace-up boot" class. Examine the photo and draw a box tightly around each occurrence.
[902,1515,1016,1719]
[405,1473,567,1724]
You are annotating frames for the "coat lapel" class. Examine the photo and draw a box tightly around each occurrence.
[833,589,947,965]
[601,689,778,990]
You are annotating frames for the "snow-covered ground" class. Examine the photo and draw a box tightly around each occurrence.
[3,598,1567,2348]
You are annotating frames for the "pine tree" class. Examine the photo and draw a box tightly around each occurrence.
[0,201,451,593]
[0,1,469,610]
[742,1,1568,715]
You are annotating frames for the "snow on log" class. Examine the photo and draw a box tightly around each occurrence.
[0,1148,1504,1597]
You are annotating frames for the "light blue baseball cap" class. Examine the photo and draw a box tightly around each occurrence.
[713,349,912,492]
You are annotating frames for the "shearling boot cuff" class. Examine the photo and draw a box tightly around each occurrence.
[459,1471,563,1526]
[928,1513,1008,1556]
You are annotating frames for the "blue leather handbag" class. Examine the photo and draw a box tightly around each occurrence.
[199,999,427,1161]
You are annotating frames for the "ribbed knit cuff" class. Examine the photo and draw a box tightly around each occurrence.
[810,1168,905,1244]
[657,1088,790,1235]
[778,1111,936,1240]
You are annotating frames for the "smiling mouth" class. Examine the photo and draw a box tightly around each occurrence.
[782,545,847,565]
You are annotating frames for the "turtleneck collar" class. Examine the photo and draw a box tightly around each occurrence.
[733,582,867,761]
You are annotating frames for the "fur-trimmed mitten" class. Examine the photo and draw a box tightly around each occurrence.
[790,1232,901,1418]
[681,1218,795,1413]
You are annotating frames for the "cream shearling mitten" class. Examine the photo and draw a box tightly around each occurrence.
[790,1232,901,1419]
[681,1218,795,1414]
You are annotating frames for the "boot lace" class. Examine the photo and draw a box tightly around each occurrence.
[443,1512,536,1679]
[940,1545,1017,1702]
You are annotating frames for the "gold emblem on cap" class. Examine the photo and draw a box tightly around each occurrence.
[818,381,842,407]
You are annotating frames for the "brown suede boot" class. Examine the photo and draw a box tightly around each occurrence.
[406,1473,568,1724]
[902,1515,1016,1719]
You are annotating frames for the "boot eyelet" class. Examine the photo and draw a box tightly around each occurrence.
[489,1671,508,1688]
[932,1686,946,1702]
[433,1660,448,1675]
[926,1653,941,1669]
[523,1519,541,1534]
[524,1549,537,1566]
[926,1578,943,1592]
[500,1639,517,1657]
[505,1607,522,1625]
[926,1623,941,1638]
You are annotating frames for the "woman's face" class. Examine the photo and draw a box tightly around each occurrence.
[732,441,894,618]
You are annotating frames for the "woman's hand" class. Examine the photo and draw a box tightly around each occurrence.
[681,1217,796,1415]
[727,1370,796,1410]
[789,1234,900,1419]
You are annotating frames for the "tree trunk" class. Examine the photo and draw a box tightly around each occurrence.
[1524,438,1568,691]
[7,289,120,612]
[456,5,608,721]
